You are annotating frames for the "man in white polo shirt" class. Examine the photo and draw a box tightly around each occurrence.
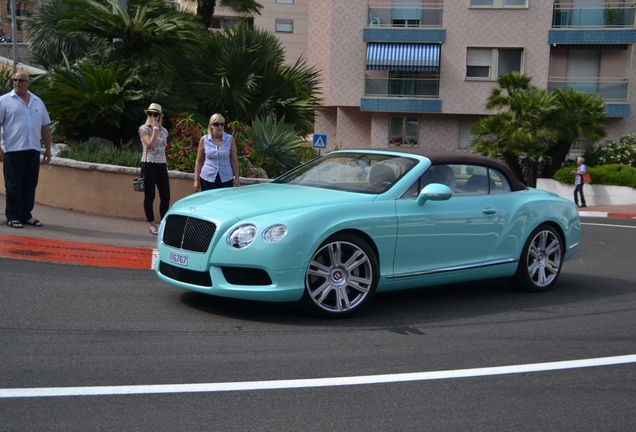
[0,70,52,228]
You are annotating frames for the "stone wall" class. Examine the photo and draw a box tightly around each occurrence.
[0,157,267,220]
[536,179,636,206]
[0,43,36,67]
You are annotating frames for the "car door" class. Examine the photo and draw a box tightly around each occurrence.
[393,164,501,277]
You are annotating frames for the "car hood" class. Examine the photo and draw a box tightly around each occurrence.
[171,183,376,220]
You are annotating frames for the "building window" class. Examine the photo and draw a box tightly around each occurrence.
[210,17,253,29]
[470,0,526,7]
[389,116,418,147]
[466,48,523,80]
[7,1,27,16]
[275,20,293,33]
[277,0,294,3]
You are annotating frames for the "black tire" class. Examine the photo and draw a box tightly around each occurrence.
[301,233,378,318]
[512,224,564,292]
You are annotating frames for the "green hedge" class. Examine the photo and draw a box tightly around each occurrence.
[553,164,636,188]
[57,143,141,168]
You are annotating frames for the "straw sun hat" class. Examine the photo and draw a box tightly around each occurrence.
[144,103,163,116]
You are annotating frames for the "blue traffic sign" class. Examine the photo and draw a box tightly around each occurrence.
[312,134,327,149]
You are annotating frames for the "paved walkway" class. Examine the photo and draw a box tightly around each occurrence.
[0,193,635,270]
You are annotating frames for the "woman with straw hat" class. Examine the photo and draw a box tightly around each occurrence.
[139,103,170,235]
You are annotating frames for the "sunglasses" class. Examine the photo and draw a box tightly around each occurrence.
[212,122,225,127]
[147,112,160,117]
[13,78,29,83]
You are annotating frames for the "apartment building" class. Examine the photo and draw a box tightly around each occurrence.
[220,0,636,155]
[1,0,31,41]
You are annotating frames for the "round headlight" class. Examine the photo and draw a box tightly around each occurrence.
[227,224,257,249]
[263,224,287,243]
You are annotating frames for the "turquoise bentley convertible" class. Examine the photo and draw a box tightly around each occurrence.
[155,150,580,318]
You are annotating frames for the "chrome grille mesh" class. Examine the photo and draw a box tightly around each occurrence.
[163,215,216,253]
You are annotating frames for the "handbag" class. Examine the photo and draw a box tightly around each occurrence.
[133,147,148,192]
[581,173,592,184]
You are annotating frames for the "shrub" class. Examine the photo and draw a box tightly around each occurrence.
[166,114,202,173]
[583,134,636,167]
[554,163,636,188]
[57,141,141,167]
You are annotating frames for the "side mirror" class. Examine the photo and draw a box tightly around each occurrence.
[416,183,453,206]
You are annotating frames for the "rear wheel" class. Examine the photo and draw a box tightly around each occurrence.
[301,233,378,318]
[513,224,563,292]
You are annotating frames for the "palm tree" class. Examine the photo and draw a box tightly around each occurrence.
[542,88,606,178]
[473,85,558,186]
[472,73,606,186]
[25,0,209,72]
[188,22,321,136]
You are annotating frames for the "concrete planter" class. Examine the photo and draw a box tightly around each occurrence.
[536,178,636,206]
[0,157,268,220]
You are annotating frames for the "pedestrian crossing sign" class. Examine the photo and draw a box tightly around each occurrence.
[312,134,327,149]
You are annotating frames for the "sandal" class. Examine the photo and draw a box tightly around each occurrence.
[7,220,22,228]
[24,218,43,227]
[150,226,158,235]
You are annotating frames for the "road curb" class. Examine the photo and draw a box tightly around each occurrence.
[579,211,636,219]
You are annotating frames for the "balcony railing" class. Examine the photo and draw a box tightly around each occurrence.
[365,76,440,98]
[553,3,635,27]
[368,1,444,27]
[547,78,628,101]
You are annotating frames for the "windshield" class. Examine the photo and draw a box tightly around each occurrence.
[274,153,419,193]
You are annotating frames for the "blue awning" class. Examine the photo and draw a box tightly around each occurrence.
[366,43,440,72]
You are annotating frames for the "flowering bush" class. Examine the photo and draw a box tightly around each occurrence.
[166,114,203,172]
[584,134,636,168]
[391,135,403,145]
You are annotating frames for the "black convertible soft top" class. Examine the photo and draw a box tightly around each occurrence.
[420,150,527,192]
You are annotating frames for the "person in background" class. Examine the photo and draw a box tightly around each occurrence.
[0,71,52,229]
[571,156,587,208]
[139,103,170,235]
[194,113,240,192]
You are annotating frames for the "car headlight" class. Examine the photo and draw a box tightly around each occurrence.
[227,224,257,249]
[263,224,287,243]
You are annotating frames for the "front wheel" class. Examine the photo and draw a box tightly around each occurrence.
[301,233,378,318]
[512,224,563,292]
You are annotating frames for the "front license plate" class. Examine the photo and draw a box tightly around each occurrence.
[170,251,189,266]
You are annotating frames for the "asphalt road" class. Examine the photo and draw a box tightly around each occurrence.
[1,216,635,431]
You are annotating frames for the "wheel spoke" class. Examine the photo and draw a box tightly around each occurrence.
[328,243,343,267]
[335,286,351,311]
[307,260,330,278]
[347,275,371,293]
[343,249,367,273]
[310,281,332,303]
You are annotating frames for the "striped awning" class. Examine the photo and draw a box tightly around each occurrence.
[366,43,440,72]
[553,44,628,50]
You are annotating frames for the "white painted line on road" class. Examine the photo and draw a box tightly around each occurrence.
[581,222,636,229]
[1,354,635,399]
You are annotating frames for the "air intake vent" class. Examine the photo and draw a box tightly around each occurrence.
[159,261,212,287]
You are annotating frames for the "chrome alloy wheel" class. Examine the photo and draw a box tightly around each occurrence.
[303,234,377,317]
[515,225,563,292]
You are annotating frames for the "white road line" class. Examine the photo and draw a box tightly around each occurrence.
[2,354,635,399]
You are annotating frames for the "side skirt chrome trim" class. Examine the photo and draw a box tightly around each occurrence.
[388,258,519,280]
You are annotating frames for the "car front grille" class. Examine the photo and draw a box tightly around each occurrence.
[222,267,272,286]
[159,261,212,287]
[163,215,216,253]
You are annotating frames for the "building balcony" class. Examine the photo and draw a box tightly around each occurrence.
[368,1,443,28]
[553,3,635,28]
[365,75,440,98]
[547,77,628,101]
